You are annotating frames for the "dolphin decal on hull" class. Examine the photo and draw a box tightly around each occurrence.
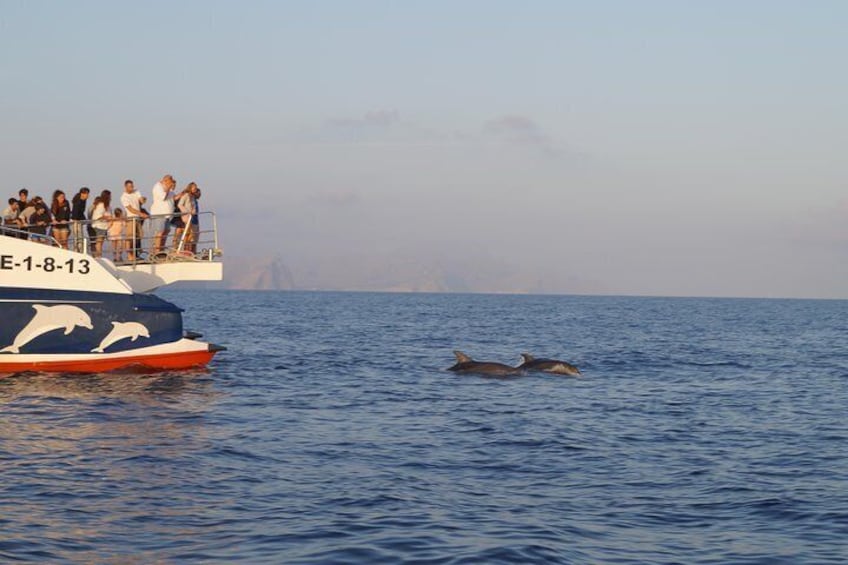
[92,321,151,353]
[0,304,94,353]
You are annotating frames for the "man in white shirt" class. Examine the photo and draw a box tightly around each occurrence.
[149,174,176,255]
[120,179,148,261]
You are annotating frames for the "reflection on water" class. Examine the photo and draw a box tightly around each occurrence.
[0,371,219,458]
[0,371,223,563]
[0,370,214,403]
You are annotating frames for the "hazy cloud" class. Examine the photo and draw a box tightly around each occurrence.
[327,110,400,129]
[269,113,565,157]
[319,110,403,143]
[283,110,448,146]
[483,115,557,155]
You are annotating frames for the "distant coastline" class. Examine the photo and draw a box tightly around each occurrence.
[178,255,607,295]
[171,258,847,300]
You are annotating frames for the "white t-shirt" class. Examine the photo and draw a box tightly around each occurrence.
[121,191,144,218]
[91,202,110,231]
[2,206,18,223]
[150,181,174,215]
[19,206,36,224]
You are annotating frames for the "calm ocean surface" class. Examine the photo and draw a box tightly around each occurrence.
[1,291,847,563]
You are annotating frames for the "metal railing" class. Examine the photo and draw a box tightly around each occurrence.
[0,227,57,245]
[1,211,222,266]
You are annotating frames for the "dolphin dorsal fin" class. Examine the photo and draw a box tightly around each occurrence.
[454,350,472,363]
[521,353,534,362]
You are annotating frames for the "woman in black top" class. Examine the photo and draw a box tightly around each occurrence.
[51,190,71,249]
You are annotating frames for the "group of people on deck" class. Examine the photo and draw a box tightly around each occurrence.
[1,175,202,262]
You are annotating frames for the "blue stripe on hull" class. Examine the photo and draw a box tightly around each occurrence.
[0,287,183,354]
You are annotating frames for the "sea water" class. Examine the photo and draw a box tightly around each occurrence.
[1,291,847,563]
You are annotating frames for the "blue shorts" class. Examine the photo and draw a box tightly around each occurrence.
[149,215,171,236]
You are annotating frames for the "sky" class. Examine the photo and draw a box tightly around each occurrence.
[2,0,848,298]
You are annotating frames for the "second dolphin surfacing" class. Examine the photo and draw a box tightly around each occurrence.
[517,353,581,376]
[448,350,522,377]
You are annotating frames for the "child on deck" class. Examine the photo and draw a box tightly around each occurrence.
[108,208,127,261]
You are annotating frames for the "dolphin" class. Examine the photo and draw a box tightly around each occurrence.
[447,350,523,376]
[0,304,94,353]
[517,353,581,376]
[92,321,150,353]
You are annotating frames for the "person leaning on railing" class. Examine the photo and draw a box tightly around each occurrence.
[50,190,71,249]
[18,197,41,240]
[150,174,176,255]
[1,198,23,237]
[29,200,52,243]
[172,182,198,252]
[89,190,112,258]
[120,179,148,261]
[188,188,201,253]
[71,187,90,252]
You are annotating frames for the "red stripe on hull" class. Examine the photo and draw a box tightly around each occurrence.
[0,350,217,373]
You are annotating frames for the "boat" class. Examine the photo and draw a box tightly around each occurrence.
[0,212,224,373]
